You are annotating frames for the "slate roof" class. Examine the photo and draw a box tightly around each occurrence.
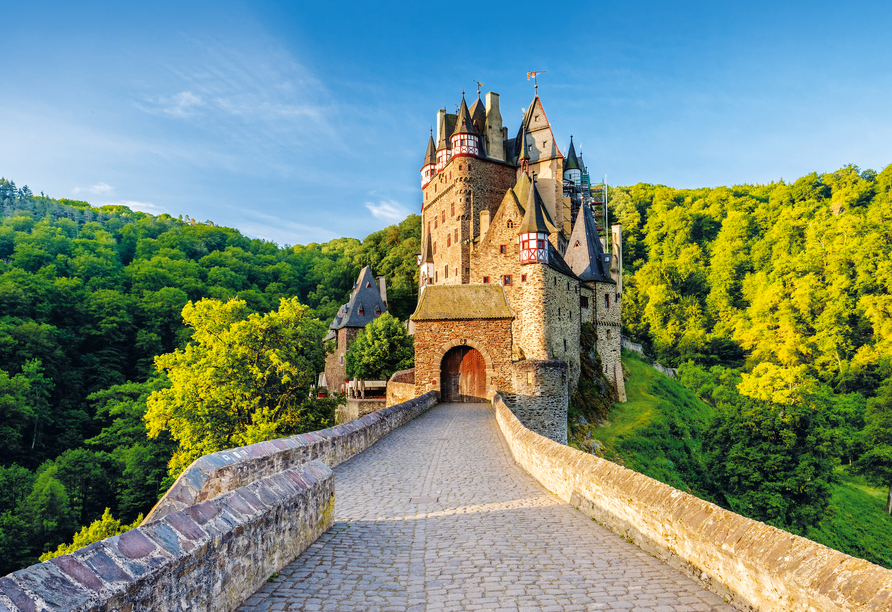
[564,204,615,284]
[421,231,434,264]
[469,96,487,135]
[452,95,478,136]
[565,136,580,171]
[517,179,552,235]
[513,174,557,234]
[411,284,514,321]
[328,266,389,331]
[423,132,436,167]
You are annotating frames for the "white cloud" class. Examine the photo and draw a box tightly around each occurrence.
[233,208,340,246]
[366,199,410,222]
[72,182,115,195]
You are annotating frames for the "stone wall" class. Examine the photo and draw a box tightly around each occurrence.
[491,393,892,612]
[0,461,333,612]
[506,360,568,444]
[336,398,386,424]
[323,326,359,394]
[412,319,513,397]
[590,279,621,375]
[386,368,416,407]
[144,391,439,523]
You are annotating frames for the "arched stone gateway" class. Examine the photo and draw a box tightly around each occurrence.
[441,345,487,402]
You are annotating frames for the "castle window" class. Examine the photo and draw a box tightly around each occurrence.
[339,355,344,365]
[434,184,437,193]
[435,217,438,229]
[574,241,580,248]
[580,296,589,308]
[507,219,514,229]
[503,275,512,286]
[563,339,567,352]
[483,276,490,284]
[468,163,472,171]
[447,235,451,247]
[459,165,463,170]
[451,203,455,216]
[605,294,610,309]
[433,241,437,254]
[567,282,570,290]
[521,274,527,282]
[607,329,611,340]
[358,306,364,316]
[375,305,381,316]
[454,229,458,242]
[499,244,506,254]
[445,265,448,278]
[442,212,446,223]
[366,282,372,288]
[435,271,438,282]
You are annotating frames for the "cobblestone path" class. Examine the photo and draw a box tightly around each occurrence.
[239,402,735,612]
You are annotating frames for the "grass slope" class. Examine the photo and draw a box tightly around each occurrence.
[593,352,892,569]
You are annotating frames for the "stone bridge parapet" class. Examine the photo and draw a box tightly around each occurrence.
[491,391,892,612]
[144,390,439,523]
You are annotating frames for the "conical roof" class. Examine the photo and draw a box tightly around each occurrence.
[518,180,551,234]
[469,96,486,135]
[452,95,477,136]
[565,136,580,170]
[421,231,434,263]
[518,127,530,164]
[436,116,450,152]
[564,205,615,284]
[423,132,436,166]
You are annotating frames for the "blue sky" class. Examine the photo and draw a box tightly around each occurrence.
[2,0,890,245]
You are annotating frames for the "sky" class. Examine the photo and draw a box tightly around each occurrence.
[1,0,890,245]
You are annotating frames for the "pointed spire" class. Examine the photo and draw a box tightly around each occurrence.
[565,205,614,284]
[518,126,530,173]
[565,136,580,170]
[436,116,449,152]
[423,130,436,166]
[518,178,550,235]
[452,93,477,136]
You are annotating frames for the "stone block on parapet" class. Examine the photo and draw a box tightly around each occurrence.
[0,460,334,612]
[144,390,439,524]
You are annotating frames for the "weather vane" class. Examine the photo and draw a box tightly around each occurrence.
[473,80,483,98]
[527,71,546,95]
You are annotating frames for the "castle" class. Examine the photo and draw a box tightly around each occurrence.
[409,88,623,443]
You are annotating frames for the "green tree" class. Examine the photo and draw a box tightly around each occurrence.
[345,312,414,381]
[855,379,892,514]
[145,297,338,478]
[704,364,837,531]
[39,508,142,562]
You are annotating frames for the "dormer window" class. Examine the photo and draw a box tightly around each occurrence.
[375,305,381,316]
[574,240,580,248]
[366,282,372,288]
[358,306,364,316]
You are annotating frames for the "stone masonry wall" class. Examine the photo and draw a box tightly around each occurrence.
[324,327,359,394]
[590,279,621,375]
[412,318,513,397]
[492,392,892,612]
[542,265,581,387]
[386,369,416,407]
[0,461,333,612]
[422,156,516,285]
[144,391,439,523]
[507,360,568,444]
[336,398,386,424]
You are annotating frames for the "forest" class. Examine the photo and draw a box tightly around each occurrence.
[1,161,890,573]
[0,179,421,573]
[590,163,892,565]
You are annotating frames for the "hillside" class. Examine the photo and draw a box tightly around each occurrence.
[0,177,421,573]
[582,351,892,569]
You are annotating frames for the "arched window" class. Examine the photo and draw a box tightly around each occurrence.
[507,220,514,229]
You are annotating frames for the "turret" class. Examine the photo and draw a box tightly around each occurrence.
[419,231,435,286]
[563,136,581,185]
[518,179,550,265]
[421,130,436,188]
[450,94,480,159]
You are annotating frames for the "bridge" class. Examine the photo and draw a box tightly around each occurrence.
[2,394,891,611]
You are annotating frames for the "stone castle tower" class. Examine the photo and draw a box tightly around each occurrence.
[410,89,623,444]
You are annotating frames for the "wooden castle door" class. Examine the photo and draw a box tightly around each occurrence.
[441,346,486,402]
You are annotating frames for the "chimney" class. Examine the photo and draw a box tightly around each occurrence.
[484,92,505,161]
[610,224,623,295]
[480,210,490,238]
[436,109,446,144]
[377,276,388,309]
